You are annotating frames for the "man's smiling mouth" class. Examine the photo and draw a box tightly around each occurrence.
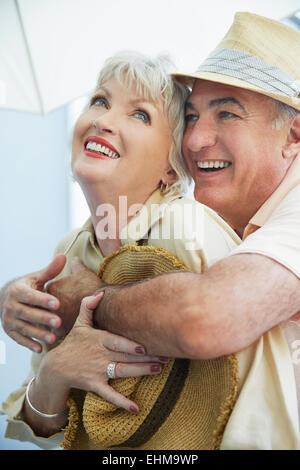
[197,160,231,172]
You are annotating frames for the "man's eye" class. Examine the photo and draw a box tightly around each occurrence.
[219,111,239,119]
[134,110,150,123]
[90,96,108,108]
[185,113,198,123]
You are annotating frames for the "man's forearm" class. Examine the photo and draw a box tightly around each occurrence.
[94,272,197,357]
[94,254,300,359]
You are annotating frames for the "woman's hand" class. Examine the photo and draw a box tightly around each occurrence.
[0,255,66,353]
[42,293,166,415]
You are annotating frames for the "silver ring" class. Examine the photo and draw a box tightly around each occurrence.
[106,362,117,379]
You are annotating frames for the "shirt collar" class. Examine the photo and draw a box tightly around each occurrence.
[243,153,300,239]
[70,190,180,251]
[63,217,101,256]
[81,217,94,233]
[120,189,180,244]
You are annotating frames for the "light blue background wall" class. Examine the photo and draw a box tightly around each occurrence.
[0,106,71,449]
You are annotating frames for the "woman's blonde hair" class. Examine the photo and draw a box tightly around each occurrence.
[94,50,192,197]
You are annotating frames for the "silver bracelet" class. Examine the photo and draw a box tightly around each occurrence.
[25,377,61,419]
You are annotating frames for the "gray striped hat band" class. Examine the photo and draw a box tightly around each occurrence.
[197,48,300,98]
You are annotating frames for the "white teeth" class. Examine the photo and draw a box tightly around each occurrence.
[197,161,230,169]
[86,141,119,158]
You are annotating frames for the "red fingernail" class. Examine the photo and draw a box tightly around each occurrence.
[159,357,169,363]
[135,346,145,355]
[151,364,161,373]
[129,405,138,414]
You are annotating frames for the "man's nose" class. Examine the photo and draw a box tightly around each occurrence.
[93,110,118,135]
[184,119,217,152]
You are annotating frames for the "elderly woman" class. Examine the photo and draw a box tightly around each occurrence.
[1,51,240,449]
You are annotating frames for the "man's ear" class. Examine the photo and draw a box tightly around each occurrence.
[282,114,300,159]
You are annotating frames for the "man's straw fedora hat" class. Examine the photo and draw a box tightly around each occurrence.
[175,12,300,111]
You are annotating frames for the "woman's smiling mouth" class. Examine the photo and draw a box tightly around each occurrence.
[84,137,120,159]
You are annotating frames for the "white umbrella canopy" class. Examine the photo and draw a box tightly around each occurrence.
[1,0,300,114]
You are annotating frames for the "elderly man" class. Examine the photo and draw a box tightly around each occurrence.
[1,12,300,449]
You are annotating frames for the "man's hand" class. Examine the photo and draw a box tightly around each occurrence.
[46,257,105,339]
[0,255,66,353]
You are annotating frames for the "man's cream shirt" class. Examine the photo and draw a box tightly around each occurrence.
[222,153,300,449]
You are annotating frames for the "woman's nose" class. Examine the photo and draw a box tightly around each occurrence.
[184,120,217,153]
[93,111,118,135]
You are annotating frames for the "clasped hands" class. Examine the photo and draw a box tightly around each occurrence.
[0,255,165,412]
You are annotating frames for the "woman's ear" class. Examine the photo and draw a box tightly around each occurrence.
[162,166,177,186]
[282,114,300,159]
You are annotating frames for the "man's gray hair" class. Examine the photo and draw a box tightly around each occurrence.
[272,99,300,129]
[95,51,191,197]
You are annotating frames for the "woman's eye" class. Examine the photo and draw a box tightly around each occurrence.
[90,96,108,108]
[134,110,150,123]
